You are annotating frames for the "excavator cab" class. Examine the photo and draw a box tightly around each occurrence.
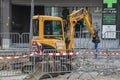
[32,15,66,50]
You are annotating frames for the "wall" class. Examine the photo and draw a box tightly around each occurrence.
[1,0,11,33]
[11,0,102,7]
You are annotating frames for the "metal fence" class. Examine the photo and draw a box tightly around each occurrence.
[0,32,30,50]
[0,51,34,76]
[66,49,120,80]
[0,33,20,49]
[0,31,120,80]
[0,49,78,79]
[0,31,120,50]
[0,49,120,80]
[0,32,91,50]
[101,31,120,49]
[74,31,120,49]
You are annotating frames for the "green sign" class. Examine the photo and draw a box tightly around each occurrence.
[103,14,116,25]
[103,0,117,8]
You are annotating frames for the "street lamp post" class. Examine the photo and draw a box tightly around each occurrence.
[29,0,34,51]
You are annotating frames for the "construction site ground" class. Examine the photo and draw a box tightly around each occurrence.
[0,72,120,80]
[0,54,120,80]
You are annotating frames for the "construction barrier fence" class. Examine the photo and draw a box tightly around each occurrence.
[0,31,120,80]
[0,49,120,80]
[0,31,120,49]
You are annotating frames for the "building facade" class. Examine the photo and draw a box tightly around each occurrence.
[0,0,120,48]
[0,0,104,33]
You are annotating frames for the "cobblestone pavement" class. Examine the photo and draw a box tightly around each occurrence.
[0,72,120,80]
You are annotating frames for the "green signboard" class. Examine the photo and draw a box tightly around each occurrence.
[102,0,117,38]
[103,14,116,25]
[102,0,117,25]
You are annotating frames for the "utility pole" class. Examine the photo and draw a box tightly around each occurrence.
[0,0,2,33]
[29,0,34,51]
[0,0,2,46]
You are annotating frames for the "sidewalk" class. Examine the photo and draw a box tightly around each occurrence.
[0,74,27,80]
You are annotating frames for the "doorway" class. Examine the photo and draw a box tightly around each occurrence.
[11,5,44,33]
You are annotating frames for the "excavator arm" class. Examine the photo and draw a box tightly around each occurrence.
[66,8,100,49]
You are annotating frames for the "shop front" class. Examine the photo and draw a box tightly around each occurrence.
[1,0,120,49]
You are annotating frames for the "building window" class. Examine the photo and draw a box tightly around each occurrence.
[33,19,39,36]
[44,6,102,38]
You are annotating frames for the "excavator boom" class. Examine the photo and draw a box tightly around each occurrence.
[66,8,100,49]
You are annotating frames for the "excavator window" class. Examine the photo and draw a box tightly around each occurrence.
[44,20,63,40]
[33,19,39,36]
[44,21,52,35]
